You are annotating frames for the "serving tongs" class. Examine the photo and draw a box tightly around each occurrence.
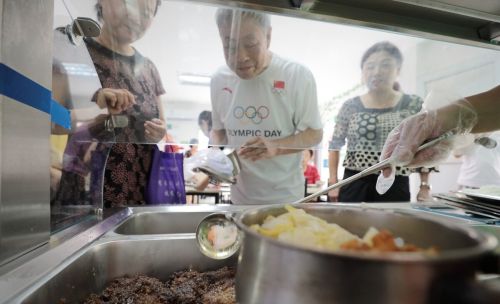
[196,131,455,259]
[297,130,455,204]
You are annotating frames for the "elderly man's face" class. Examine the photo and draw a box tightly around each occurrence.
[218,18,271,79]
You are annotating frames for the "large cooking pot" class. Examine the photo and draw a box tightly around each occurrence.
[225,204,499,304]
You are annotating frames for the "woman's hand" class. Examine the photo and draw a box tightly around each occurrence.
[328,188,339,202]
[327,178,339,202]
[238,137,279,161]
[144,118,166,142]
[96,88,136,114]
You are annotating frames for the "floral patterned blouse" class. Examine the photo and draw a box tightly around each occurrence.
[329,94,423,176]
[85,38,165,207]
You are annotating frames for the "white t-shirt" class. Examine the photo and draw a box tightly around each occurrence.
[211,54,322,204]
[456,133,500,188]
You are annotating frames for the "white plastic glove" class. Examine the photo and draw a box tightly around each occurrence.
[380,100,477,176]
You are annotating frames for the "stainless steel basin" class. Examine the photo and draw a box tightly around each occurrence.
[113,206,252,235]
[113,205,474,236]
[20,237,236,303]
[114,212,213,235]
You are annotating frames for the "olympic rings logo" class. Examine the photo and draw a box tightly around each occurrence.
[233,106,270,124]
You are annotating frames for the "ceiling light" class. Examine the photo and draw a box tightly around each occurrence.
[177,73,211,86]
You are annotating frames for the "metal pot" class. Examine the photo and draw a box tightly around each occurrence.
[231,204,498,304]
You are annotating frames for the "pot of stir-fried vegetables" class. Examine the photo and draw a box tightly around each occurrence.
[214,204,498,304]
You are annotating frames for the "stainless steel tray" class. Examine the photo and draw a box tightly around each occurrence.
[114,211,221,235]
[2,205,248,304]
[111,205,251,236]
[20,236,236,303]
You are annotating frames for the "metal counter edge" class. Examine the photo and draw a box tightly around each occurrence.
[0,208,132,304]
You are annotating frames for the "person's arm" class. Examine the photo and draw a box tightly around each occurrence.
[378,85,500,182]
[142,61,167,143]
[144,96,166,142]
[52,107,112,136]
[95,88,136,114]
[467,85,500,133]
[416,170,431,201]
[156,96,166,121]
[211,129,228,146]
[380,97,477,171]
[423,86,500,136]
[192,172,210,191]
[275,128,323,154]
[83,142,98,165]
[326,101,350,201]
[328,150,340,202]
[238,128,322,161]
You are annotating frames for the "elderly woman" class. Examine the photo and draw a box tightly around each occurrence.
[90,0,167,207]
[55,0,166,207]
[328,41,431,202]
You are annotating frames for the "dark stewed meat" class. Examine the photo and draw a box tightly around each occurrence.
[165,266,235,304]
[83,267,236,304]
[83,274,169,304]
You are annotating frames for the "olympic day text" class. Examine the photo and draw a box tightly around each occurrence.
[227,129,282,137]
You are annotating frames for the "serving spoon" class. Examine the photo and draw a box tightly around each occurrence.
[196,131,455,259]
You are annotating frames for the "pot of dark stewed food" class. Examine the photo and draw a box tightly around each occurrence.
[197,204,499,304]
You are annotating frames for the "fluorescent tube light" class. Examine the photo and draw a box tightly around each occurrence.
[177,73,211,86]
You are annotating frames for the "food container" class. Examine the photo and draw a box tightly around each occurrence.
[9,206,244,304]
[19,237,237,303]
[231,204,498,304]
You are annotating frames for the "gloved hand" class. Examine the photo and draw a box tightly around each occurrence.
[380,100,477,174]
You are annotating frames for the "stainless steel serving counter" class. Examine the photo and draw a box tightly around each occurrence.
[0,202,496,303]
[0,204,248,303]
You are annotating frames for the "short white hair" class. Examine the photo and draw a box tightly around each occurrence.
[215,8,271,29]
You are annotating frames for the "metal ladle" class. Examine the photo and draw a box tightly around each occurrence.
[196,131,455,259]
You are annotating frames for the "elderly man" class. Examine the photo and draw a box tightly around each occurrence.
[210,8,323,204]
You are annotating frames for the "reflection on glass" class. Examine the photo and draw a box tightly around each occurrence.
[51,0,179,233]
[51,28,111,231]
[75,0,168,209]
[51,0,500,220]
